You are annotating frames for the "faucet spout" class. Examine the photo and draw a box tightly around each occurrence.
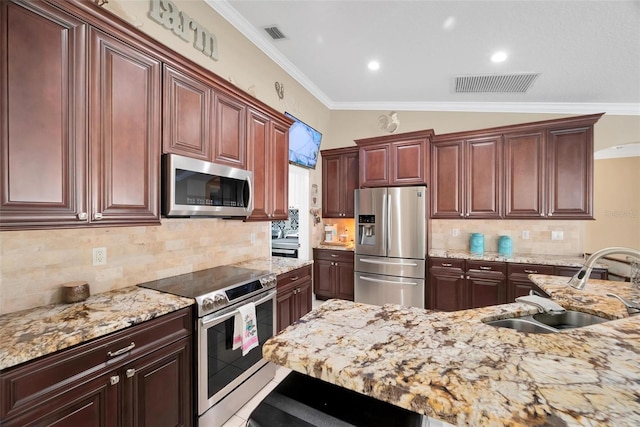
[568,247,640,290]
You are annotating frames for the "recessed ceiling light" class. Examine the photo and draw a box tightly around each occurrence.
[491,51,508,63]
[368,60,380,71]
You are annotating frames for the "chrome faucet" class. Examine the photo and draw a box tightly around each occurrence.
[568,246,640,290]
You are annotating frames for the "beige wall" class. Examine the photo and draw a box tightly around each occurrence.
[585,157,640,252]
[2,0,639,314]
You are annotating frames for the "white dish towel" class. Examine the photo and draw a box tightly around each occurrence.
[232,302,259,356]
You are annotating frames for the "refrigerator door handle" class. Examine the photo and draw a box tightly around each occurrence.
[386,194,391,254]
[358,275,418,286]
[359,258,418,267]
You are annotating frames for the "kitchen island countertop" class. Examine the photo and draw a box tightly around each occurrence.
[263,276,640,426]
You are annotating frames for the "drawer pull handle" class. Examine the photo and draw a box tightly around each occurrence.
[331,254,339,258]
[479,266,492,270]
[441,263,453,267]
[289,276,299,281]
[110,375,120,386]
[107,342,135,358]
[524,269,538,274]
[126,368,136,378]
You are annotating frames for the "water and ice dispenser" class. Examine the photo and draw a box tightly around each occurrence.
[357,215,376,246]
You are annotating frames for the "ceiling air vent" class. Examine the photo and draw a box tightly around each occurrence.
[263,25,287,40]
[454,73,540,93]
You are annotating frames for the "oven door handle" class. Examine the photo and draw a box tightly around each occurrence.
[201,290,277,328]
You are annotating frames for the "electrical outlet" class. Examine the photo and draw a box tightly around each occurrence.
[521,230,530,240]
[551,231,564,241]
[93,247,107,266]
[451,228,459,237]
[250,233,256,244]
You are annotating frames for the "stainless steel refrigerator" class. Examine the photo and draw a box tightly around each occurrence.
[354,186,426,309]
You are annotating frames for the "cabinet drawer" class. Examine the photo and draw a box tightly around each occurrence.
[1,307,192,418]
[507,263,554,277]
[277,265,312,288]
[313,249,354,264]
[466,260,507,275]
[429,257,465,270]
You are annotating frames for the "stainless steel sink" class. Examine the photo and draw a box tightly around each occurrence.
[533,311,609,329]
[485,311,610,333]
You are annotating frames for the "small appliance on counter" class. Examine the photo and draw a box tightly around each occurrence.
[470,233,485,255]
[324,224,338,242]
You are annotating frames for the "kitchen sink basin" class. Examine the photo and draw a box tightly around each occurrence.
[532,311,609,329]
[485,311,610,334]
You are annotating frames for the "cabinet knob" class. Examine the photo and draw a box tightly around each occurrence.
[77,212,88,220]
[540,213,545,217]
[465,213,469,217]
[126,368,136,378]
[460,213,464,217]
[460,275,464,279]
[110,375,120,386]
[93,212,103,220]
[548,213,553,217]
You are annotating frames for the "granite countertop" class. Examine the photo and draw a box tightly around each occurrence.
[0,286,194,370]
[0,258,311,371]
[316,243,354,252]
[232,256,313,275]
[428,248,605,268]
[263,276,640,426]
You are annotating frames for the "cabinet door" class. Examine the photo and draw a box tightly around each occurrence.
[465,136,502,218]
[359,144,390,187]
[322,155,343,217]
[553,266,608,280]
[429,270,466,311]
[503,130,545,218]
[296,280,313,320]
[276,286,295,332]
[391,139,426,185]
[430,141,464,218]
[313,258,335,299]
[546,126,593,218]
[0,0,87,229]
[270,120,289,220]
[162,64,212,160]
[213,93,247,168]
[467,274,505,309]
[89,28,161,225]
[342,150,359,217]
[246,109,270,220]
[336,261,355,301]
[2,371,118,427]
[123,338,192,427]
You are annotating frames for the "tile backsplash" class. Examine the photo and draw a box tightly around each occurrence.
[271,208,299,237]
[430,219,585,256]
[0,218,269,315]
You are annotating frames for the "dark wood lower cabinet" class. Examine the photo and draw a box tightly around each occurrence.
[313,249,354,301]
[0,308,193,427]
[276,265,313,332]
[429,258,605,311]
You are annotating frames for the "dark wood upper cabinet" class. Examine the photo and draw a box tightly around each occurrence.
[246,109,290,221]
[431,113,603,220]
[321,147,358,218]
[88,28,161,225]
[213,92,247,169]
[0,0,88,228]
[162,63,212,161]
[430,135,502,219]
[356,130,433,188]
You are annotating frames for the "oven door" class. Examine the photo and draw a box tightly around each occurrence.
[197,289,276,416]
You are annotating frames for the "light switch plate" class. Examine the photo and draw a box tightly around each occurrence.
[451,228,459,237]
[521,230,530,239]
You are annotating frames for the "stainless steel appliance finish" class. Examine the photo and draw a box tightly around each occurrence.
[138,265,277,427]
[162,153,253,218]
[354,186,427,309]
[271,236,300,258]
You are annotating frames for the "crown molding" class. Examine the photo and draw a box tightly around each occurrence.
[207,1,640,116]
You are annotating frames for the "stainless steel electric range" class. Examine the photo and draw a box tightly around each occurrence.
[138,265,277,427]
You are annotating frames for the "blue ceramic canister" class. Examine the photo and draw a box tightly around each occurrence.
[469,233,484,255]
[498,235,513,257]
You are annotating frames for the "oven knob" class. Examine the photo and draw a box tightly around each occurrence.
[202,298,215,312]
[213,294,227,306]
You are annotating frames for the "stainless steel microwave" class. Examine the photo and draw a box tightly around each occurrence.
[162,154,253,218]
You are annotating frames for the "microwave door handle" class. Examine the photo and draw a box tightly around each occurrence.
[201,289,277,327]
[245,175,253,212]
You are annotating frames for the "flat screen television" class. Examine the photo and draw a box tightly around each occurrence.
[285,112,322,169]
